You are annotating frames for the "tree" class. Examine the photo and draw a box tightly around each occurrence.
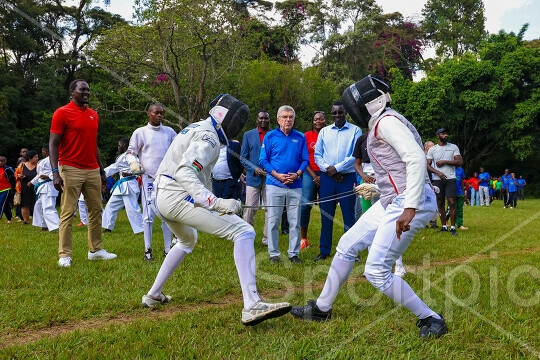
[421,0,486,57]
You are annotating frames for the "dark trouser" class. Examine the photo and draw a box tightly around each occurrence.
[456,195,464,227]
[281,205,289,233]
[518,188,524,200]
[506,191,517,207]
[319,172,356,256]
[212,178,238,199]
[0,190,12,221]
[502,189,508,205]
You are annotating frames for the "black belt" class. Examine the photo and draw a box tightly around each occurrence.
[213,178,233,183]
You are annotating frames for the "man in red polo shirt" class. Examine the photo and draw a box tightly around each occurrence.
[49,79,117,267]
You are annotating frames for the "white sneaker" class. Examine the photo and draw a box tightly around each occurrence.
[394,264,406,278]
[262,238,268,246]
[88,249,117,260]
[172,236,179,245]
[142,293,172,308]
[241,300,292,326]
[58,257,72,267]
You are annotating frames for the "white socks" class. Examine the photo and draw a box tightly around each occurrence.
[234,232,261,309]
[162,222,172,253]
[147,244,188,298]
[143,222,153,251]
[144,221,173,253]
[382,275,440,320]
[316,256,355,312]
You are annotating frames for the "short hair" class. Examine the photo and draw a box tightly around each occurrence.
[42,144,49,151]
[277,105,295,118]
[258,110,269,116]
[26,150,38,161]
[0,156,6,162]
[332,101,345,107]
[147,104,163,112]
[69,79,86,92]
[119,138,130,148]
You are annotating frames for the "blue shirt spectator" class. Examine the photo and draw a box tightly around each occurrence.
[314,120,361,174]
[501,172,510,189]
[455,167,465,196]
[517,179,526,188]
[478,170,490,187]
[505,178,518,192]
[259,127,309,189]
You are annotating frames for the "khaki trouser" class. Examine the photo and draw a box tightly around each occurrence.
[59,165,102,258]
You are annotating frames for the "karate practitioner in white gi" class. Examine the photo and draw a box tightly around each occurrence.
[291,76,448,339]
[126,105,177,261]
[102,138,143,234]
[141,94,291,326]
[31,145,60,231]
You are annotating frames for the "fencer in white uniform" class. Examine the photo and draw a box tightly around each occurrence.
[141,94,292,326]
[102,138,143,234]
[31,146,59,231]
[291,76,448,339]
[126,104,177,261]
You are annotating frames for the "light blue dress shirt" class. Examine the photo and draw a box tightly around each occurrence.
[314,121,362,174]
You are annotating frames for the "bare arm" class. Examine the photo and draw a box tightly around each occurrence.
[49,133,63,191]
[436,154,463,167]
[427,158,446,180]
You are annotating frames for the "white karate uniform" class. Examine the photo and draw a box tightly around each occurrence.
[31,157,59,231]
[102,152,143,233]
[78,193,88,225]
[128,123,177,252]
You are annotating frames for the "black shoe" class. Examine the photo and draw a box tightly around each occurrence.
[313,253,329,262]
[417,315,448,339]
[290,300,332,322]
[144,249,154,261]
[450,228,458,236]
[281,229,289,235]
[269,256,281,263]
[289,256,302,264]
[102,228,112,233]
[429,222,439,229]
[437,227,448,233]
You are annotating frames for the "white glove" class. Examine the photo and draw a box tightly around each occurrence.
[213,198,241,215]
[129,161,144,175]
[354,183,380,201]
[432,185,440,194]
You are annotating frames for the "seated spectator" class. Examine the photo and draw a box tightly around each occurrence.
[468,173,480,206]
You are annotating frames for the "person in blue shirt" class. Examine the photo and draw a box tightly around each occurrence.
[500,169,510,207]
[504,173,518,208]
[455,167,468,229]
[478,167,490,207]
[313,102,361,261]
[517,176,526,200]
[259,105,309,264]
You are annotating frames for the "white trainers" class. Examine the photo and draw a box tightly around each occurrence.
[241,300,292,326]
[142,293,172,308]
[58,257,72,267]
[394,264,406,278]
[88,249,117,260]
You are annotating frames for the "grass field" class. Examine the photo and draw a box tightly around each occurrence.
[0,198,539,359]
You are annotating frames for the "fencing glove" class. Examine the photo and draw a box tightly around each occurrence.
[354,183,380,201]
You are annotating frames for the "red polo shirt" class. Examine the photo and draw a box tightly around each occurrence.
[258,127,270,145]
[50,101,99,169]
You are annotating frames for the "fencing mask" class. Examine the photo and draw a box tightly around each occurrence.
[342,75,391,128]
[209,94,250,144]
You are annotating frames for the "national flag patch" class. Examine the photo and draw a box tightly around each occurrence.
[191,160,203,173]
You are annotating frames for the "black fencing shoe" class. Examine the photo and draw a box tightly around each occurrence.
[289,256,302,264]
[417,315,448,339]
[269,256,281,263]
[313,253,329,262]
[144,248,154,261]
[290,300,332,322]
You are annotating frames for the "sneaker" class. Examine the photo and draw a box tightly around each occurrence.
[289,256,302,264]
[142,293,172,308]
[7,220,11,224]
[300,238,309,250]
[450,229,458,236]
[261,238,268,246]
[290,299,332,322]
[144,249,154,261]
[394,264,406,277]
[58,257,72,267]
[241,300,292,326]
[510,207,513,209]
[102,228,112,233]
[437,227,448,233]
[417,315,448,339]
[269,256,281,263]
[88,249,117,260]
[77,222,84,227]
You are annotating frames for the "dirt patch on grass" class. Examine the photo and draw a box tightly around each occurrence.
[1,246,538,349]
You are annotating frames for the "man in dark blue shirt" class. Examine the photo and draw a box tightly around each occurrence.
[259,105,309,264]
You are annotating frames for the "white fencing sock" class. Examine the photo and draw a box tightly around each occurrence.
[147,244,188,298]
[162,222,172,253]
[233,232,261,309]
[382,275,440,320]
[316,256,355,312]
[143,222,153,251]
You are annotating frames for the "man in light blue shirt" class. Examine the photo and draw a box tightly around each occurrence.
[478,167,490,206]
[259,105,309,264]
[313,101,361,261]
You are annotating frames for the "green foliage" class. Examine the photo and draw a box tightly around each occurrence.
[422,0,486,57]
[390,28,540,171]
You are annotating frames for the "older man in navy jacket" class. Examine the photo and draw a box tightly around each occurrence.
[241,111,271,245]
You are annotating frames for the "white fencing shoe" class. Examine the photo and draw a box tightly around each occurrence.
[142,293,172,308]
[58,257,72,267]
[241,300,292,326]
[88,249,117,260]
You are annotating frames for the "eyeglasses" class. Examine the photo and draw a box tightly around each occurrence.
[280,115,294,119]
[313,111,325,115]
[331,110,345,115]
